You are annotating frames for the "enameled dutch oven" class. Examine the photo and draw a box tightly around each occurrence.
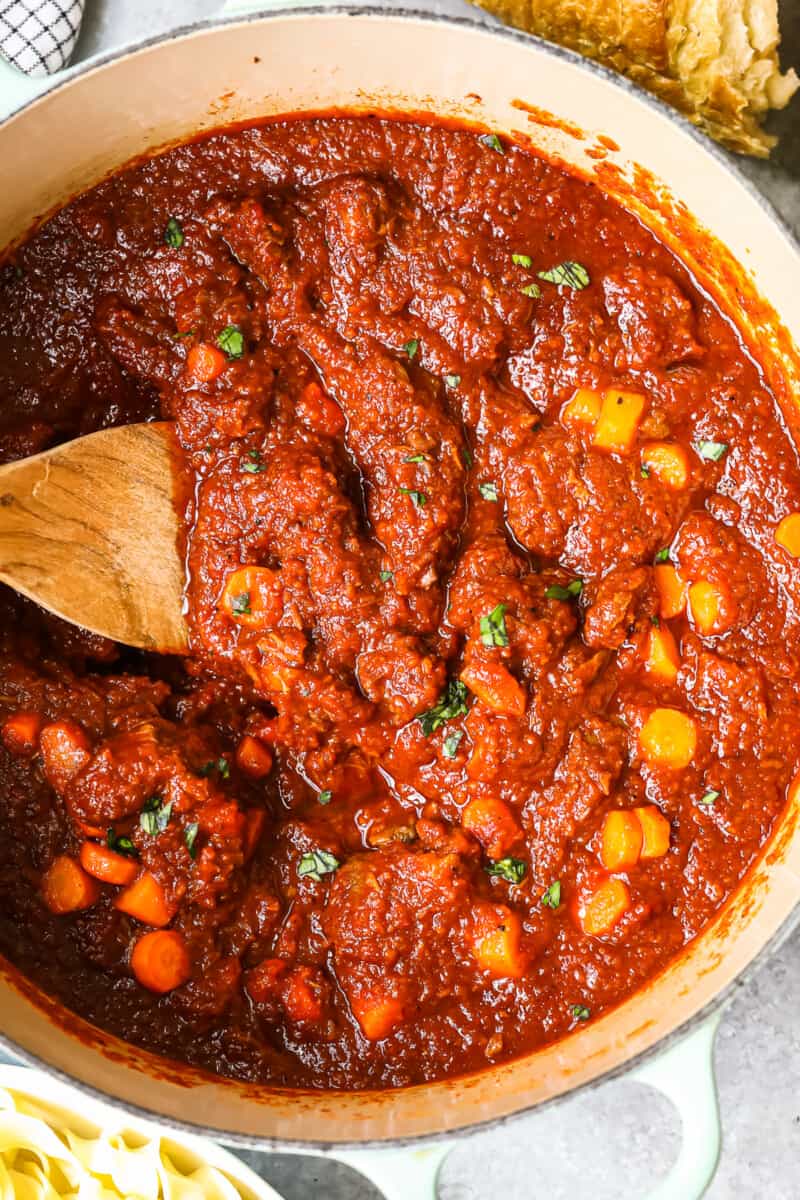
[1,5,799,1197]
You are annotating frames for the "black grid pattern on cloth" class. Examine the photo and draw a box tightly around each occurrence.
[0,0,83,77]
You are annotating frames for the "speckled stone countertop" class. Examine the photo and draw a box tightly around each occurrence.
[34,2,800,1196]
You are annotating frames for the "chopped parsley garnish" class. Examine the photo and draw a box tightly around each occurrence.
[541,880,562,909]
[217,324,245,359]
[699,789,720,806]
[445,374,461,388]
[520,282,542,298]
[139,795,173,836]
[696,440,728,462]
[318,790,332,805]
[379,569,393,583]
[199,757,230,779]
[479,481,499,501]
[164,217,184,249]
[462,447,473,469]
[480,602,509,647]
[651,614,661,627]
[641,464,651,478]
[654,546,671,563]
[418,679,469,736]
[241,449,267,474]
[404,452,428,464]
[486,857,527,884]
[184,822,200,858]
[538,261,590,290]
[443,729,464,759]
[512,253,532,268]
[298,848,340,881]
[231,591,252,616]
[545,579,583,601]
[399,486,427,507]
[479,132,504,153]
[570,1003,591,1021]
[403,338,419,360]
[107,828,136,857]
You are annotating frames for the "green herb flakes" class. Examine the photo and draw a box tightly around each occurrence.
[445,374,461,388]
[379,569,393,583]
[570,1003,591,1021]
[479,132,504,153]
[545,579,583,601]
[241,449,267,474]
[479,481,498,501]
[164,217,184,249]
[538,261,590,290]
[480,602,509,648]
[298,848,340,881]
[512,253,532,268]
[486,857,527,884]
[318,790,332,806]
[217,324,244,359]
[699,789,720,806]
[399,486,427,507]
[695,440,728,462]
[107,828,136,857]
[443,729,464,759]
[654,546,671,564]
[184,822,200,859]
[541,880,562,909]
[404,452,428,464]
[418,680,469,736]
[139,795,173,836]
[403,338,419,360]
[520,282,542,298]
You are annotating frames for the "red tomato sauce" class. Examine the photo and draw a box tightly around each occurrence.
[0,116,799,1089]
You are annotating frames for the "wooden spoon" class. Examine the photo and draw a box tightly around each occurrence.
[0,422,187,653]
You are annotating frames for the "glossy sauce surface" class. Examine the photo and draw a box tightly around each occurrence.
[0,117,799,1089]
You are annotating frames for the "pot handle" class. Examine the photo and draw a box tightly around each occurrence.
[0,55,58,120]
[313,1011,723,1200]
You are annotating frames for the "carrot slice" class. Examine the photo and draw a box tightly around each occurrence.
[634,806,671,859]
[221,566,283,630]
[688,579,732,636]
[185,342,226,383]
[654,564,687,620]
[461,796,522,858]
[593,389,646,454]
[131,930,191,994]
[350,989,406,1041]
[1,711,43,757]
[460,661,526,718]
[641,442,689,490]
[41,856,100,915]
[471,902,528,978]
[114,872,174,927]
[296,380,346,437]
[236,734,273,779]
[39,721,91,794]
[775,513,800,558]
[79,841,138,886]
[579,877,630,936]
[561,387,602,429]
[600,811,643,871]
[639,707,697,770]
[645,623,680,684]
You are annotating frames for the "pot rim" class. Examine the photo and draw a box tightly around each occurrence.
[1,2,799,1151]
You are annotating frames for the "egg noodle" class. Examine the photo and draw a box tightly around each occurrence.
[0,1087,247,1199]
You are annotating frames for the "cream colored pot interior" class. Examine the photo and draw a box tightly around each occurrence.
[2,10,800,1145]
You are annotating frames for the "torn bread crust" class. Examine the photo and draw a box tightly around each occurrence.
[471,0,798,155]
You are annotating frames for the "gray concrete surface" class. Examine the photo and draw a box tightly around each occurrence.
[59,1,800,1195]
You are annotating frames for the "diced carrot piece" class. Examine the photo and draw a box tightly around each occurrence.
[221,566,283,630]
[639,707,697,770]
[39,721,91,794]
[579,877,630,936]
[131,930,191,994]
[296,380,346,437]
[561,387,602,429]
[1,711,43,757]
[461,795,522,858]
[114,871,174,927]
[600,810,643,871]
[688,579,732,636]
[775,513,800,558]
[460,661,526,718]
[350,990,406,1041]
[645,623,680,684]
[79,841,138,886]
[593,389,646,454]
[245,957,287,1004]
[471,902,528,978]
[243,809,266,860]
[185,342,226,383]
[641,442,689,490]
[634,806,671,859]
[41,856,100,915]
[654,563,687,620]
[236,734,273,779]
[283,966,325,1024]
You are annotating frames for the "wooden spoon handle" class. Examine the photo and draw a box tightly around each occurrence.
[0,422,187,652]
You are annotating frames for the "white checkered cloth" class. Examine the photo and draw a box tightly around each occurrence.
[0,0,84,77]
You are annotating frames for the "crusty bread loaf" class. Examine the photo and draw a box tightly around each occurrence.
[470,0,798,155]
